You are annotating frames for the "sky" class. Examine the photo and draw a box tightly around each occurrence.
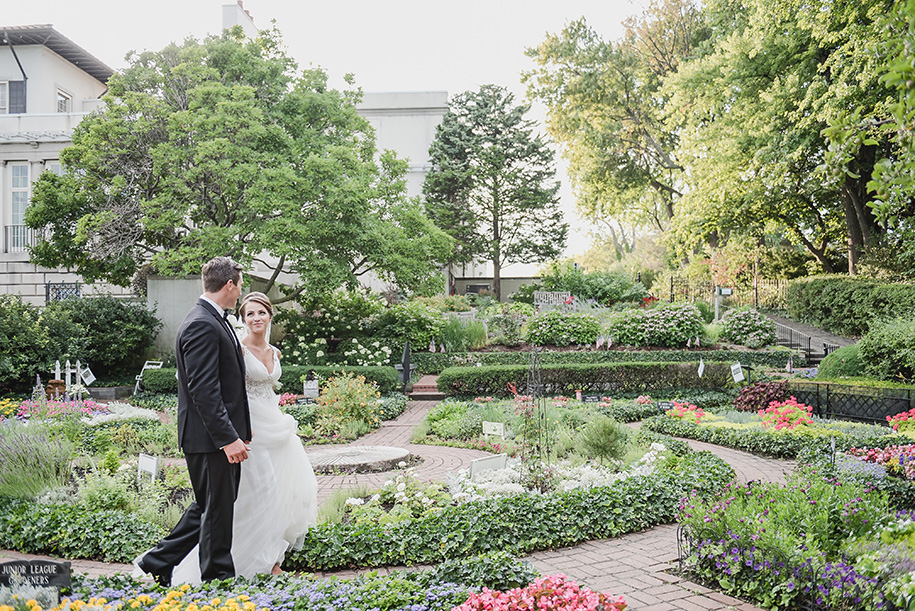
[3,0,650,268]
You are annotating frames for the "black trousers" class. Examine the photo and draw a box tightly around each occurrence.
[140,451,241,581]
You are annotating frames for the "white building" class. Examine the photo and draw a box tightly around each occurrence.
[0,24,135,305]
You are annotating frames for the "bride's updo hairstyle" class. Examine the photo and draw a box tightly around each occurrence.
[239,291,273,319]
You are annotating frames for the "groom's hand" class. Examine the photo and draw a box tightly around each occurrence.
[223,438,250,463]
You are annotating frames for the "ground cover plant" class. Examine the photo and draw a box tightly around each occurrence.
[719,307,777,348]
[678,467,915,610]
[643,404,911,459]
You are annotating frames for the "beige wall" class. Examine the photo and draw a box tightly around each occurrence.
[453,276,540,302]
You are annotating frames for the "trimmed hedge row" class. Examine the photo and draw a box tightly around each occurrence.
[436,362,734,396]
[285,451,733,571]
[143,365,400,394]
[410,349,803,375]
[786,275,915,337]
[642,415,912,459]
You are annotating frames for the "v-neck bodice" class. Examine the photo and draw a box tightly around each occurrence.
[243,346,281,400]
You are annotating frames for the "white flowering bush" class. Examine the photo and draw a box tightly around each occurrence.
[720,307,776,348]
[283,336,331,366]
[338,338,394,366]
[605,302,704,347]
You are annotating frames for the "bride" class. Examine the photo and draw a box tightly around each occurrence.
[149,291,318,583]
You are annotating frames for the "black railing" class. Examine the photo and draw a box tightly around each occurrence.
[823,342,840,357]
[788,380,915,424]
[3,225,44,253]
[773,321,812,360]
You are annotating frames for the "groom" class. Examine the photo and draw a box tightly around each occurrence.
[138,256,252,585]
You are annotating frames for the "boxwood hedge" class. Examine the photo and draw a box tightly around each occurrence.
[410,349,803,375]
[436,362,734,396]
[143,365,399,394]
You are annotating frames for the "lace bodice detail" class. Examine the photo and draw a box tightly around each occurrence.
[243,346,281,401]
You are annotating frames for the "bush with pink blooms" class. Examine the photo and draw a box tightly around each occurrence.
[887,408,915,435]
[453,574,627,611]
[758,397,813,430]
[635,395,653,405]
[666,401,705,424]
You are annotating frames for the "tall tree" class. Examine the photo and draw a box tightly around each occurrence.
[663,0,896,273]
[423,85,567,301]
[524,0,705,232]
[26,28,452,301]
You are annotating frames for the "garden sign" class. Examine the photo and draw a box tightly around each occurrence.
[0,560,70,590]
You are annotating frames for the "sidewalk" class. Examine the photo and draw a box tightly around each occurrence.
[1,398,788,611]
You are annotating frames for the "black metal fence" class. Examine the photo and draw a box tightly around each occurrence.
[787,380,915,424]
[773,321,813,360]
[662,276,789,309]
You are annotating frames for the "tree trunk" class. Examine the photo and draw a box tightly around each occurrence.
[844,196,863,274]
[493,258,502,303]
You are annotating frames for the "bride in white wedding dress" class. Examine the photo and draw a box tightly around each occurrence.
[162,291,318,584]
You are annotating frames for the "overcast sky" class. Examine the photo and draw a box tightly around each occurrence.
[4,0,649,267]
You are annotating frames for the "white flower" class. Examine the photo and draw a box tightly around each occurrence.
[370,494,380,502]
[315,351,324,358]
[650,442,666,452]
[396,482,406,492]
[384,480,393,487]
[344,497,364,506]
[397,461,407,467]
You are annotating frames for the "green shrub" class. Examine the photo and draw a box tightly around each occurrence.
[315,372,381,433]
[523,311,602,346]
[427,551,539,590]
[578,415,629,464]
[276,289,385,344]
[719,307,777,348]
[0,295,55,395]
[44,295,162,377]
[605,302,705,347]
[0,498,162,562]
[78,470,134,512]
[539,261,647,305]
[817,344,865,378]
[374,301,446,350]
[858,317,915,383]
[285,451,733,571]
[437,362,733,396]
[786,275,915,336]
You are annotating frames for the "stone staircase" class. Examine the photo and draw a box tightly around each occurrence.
[409,374,444,401]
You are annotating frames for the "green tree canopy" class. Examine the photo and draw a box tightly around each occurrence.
[422,85,568,301]
[26,28,452,301]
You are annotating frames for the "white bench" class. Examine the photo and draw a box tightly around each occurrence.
[134,360,164,394]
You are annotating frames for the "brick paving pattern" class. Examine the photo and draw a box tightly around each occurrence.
[1,391,791,610]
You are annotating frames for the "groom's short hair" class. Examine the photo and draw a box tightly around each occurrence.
[202,256,243,293]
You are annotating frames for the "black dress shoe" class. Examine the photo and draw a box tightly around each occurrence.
[138,559,172,587]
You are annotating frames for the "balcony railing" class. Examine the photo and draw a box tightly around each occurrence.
[4,225,45,253]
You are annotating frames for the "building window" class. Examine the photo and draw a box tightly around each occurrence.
[0,82,7,114]
[10,163,30,249]
[56,90,72,113]
[45,161,63,176]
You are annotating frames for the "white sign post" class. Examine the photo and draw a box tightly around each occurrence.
[697,357,705,378]
[482,421,505,438]
[730,362,745,383]
[469,453,508,480]
[137,453,159,483]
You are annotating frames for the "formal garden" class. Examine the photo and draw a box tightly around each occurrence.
[2,268,915,611]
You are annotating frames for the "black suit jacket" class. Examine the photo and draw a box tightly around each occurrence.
[176,299,252,453]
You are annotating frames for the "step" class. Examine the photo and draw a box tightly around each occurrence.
[412,384,439,393]
[409,392,445,401]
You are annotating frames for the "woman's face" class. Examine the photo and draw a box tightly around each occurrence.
[243,301,272,333]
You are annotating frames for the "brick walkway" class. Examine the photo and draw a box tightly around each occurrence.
[0,398,791,611]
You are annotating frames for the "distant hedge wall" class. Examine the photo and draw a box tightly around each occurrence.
[436,361,734,396]
[143,365,399,394]
[786,275,915,337]
[411,349,802,375]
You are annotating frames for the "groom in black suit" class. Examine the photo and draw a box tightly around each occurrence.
[138,256,252,584]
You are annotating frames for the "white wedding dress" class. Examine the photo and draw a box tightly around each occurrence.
[147,346,318,584]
